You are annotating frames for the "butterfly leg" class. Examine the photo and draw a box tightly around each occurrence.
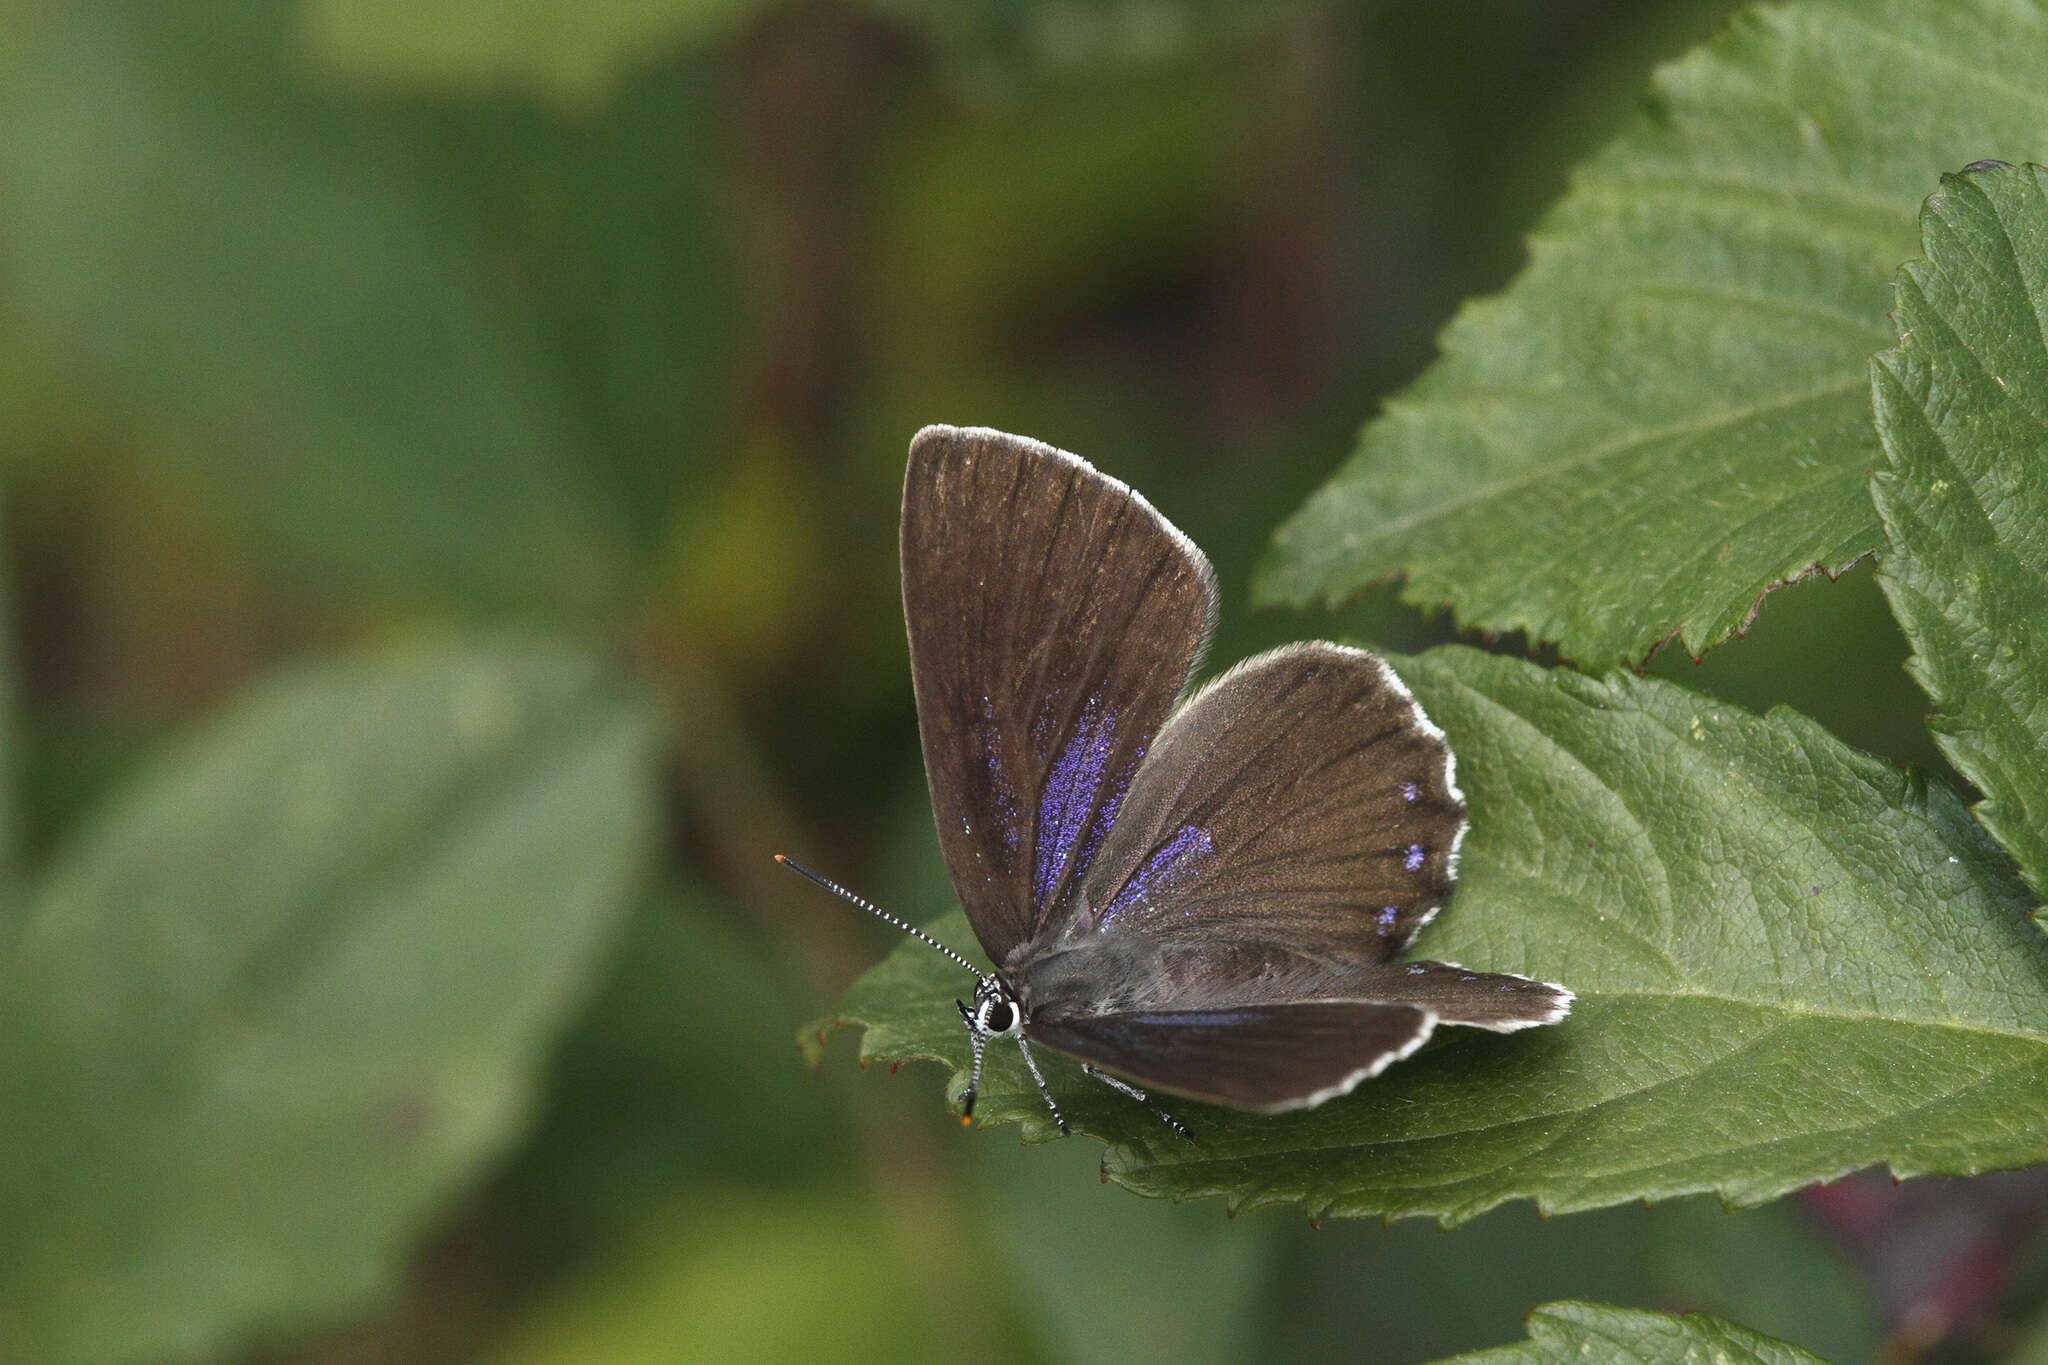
[1012,1035,1071,1136]
[1082,1063,1195,1142]
[956,1000,992,1124]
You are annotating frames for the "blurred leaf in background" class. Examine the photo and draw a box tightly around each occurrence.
[1257,1196,1871,1363]
[0,638,659,1363]
[0,2,734,615]
[502,884,833,1251]
[302,0,764,105]
[489,1187,971,1365]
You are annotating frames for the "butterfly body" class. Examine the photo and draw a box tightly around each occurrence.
[847,426,1571,1133]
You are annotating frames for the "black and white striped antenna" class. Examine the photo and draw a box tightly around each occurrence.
[773,853,985,983]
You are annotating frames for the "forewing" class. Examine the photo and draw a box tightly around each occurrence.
[1073,642,1465,961]
[902,426,1217,963]
[1028,1001,1435,1112]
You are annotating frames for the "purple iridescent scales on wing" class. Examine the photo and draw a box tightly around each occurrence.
[1034,692,1123,910]
[975,695,1020,855]
[1099,823,1214,926]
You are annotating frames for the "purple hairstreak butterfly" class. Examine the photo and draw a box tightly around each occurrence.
[781,426,1571,1139]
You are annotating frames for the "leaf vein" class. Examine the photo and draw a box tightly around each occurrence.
[1342,376,1869,544]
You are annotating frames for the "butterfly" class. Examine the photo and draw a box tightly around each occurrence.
[783,426,1571,1139]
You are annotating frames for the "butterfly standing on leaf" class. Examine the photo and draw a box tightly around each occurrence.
[782,426,1572,1140]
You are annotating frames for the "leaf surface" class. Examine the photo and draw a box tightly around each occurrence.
[819,647,2048,1223]
[1872,160,2048,906]
[1441,1300,1826,1365]
[0,638,660,1364]
[0,8,674,612]
[301,0,758,104]
[1260,0,2048,668]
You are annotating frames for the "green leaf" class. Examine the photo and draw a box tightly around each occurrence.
[817,647,2048,1223]
[1250,1196,1872,1365]
[0,637,660,1365]
[301,0,760,105]
[1440,1300,1827,1365]
[973,1139,1276,1365]
[1640,1198,1873,1364]
[2017,1294,2048,1365]
[506,882,841,1252]
[1871,161,2048,908]
[0,8,636,611]
[1259,0,2048,669]
[488,1189,968,1365]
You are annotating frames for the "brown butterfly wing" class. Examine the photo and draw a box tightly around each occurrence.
[901,426,1216,965]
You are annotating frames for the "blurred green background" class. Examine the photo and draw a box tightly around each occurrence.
[3,2,2037,1361]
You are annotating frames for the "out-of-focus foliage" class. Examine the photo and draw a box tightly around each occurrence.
[0,640,660,1363]
[0,0,2041,1362]
[303,0,766,105]
[0,4,729,613]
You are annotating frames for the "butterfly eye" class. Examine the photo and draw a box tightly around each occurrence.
[977,997,1019,1036]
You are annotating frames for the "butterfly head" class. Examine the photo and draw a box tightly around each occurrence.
[955,975,1027,1123]
[959,976,1023,1039]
